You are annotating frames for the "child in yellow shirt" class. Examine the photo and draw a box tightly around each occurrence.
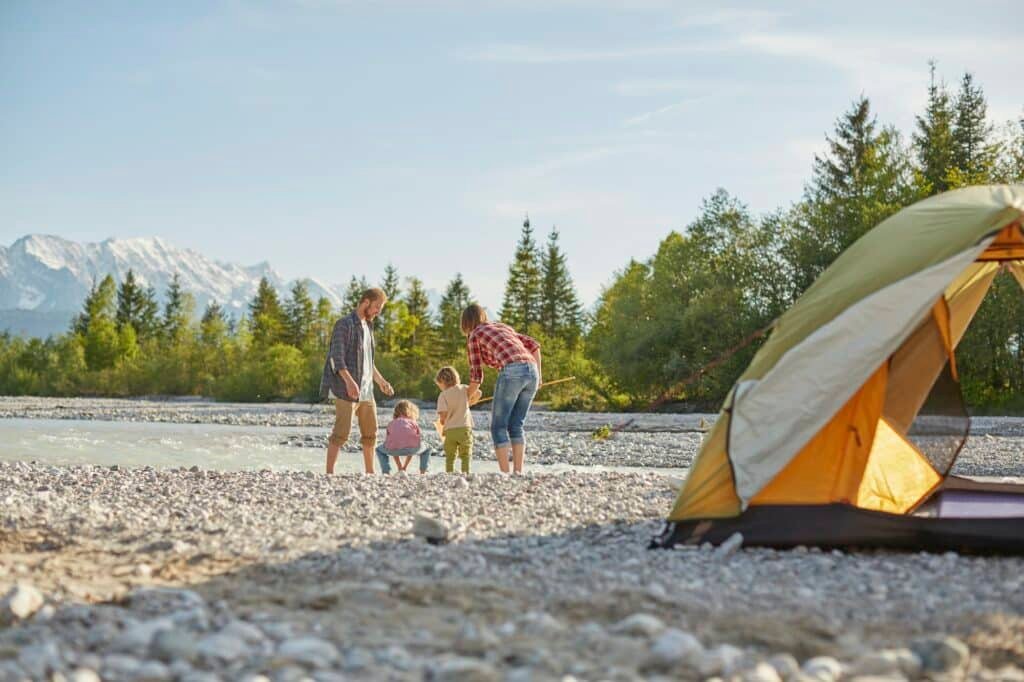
[434,366,480,473]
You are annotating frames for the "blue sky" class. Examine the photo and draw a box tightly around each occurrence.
[2,0,1021,311]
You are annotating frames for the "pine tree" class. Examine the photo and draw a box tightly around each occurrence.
[138,286,161,340]
[539,227,583,345]
[200,301,229,346]
[378,264,402,349]
[437,274,472,357]
[912,62,955,195]
[75,275,119,370]
[115,269,148,337]
[162,273,195,342]
[499,215,543,329]
[314,297,334,351]
[403,276,434,351]
[72,276,116,336]
[284,280,316,349]
[248,277,285,347]
[343,276,370,312]
[788,96,915,293]
[950,72,999,184]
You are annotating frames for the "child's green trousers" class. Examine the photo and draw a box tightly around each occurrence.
[443,427,473,473]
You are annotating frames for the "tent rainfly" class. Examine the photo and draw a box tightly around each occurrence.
[653,185,1024,554]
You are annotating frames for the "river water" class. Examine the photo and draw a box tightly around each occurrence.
[0,418,687,476]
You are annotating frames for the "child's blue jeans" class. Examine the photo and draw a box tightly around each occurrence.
[375,444,432,473]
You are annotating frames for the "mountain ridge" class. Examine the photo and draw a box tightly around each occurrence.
[0,234,352,337]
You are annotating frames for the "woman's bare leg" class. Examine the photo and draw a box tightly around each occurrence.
[511,442,525,474]
[495,446,511,473]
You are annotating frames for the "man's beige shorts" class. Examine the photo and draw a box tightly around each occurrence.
[328,399,378,448]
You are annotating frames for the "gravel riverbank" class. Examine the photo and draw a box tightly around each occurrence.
[1,463,1023,681]
[2,398,1024,680]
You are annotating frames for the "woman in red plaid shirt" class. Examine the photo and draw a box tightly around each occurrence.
[461,304,542,474]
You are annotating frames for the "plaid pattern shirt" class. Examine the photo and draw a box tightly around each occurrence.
[320,312,375,401]
[466,322,540,384]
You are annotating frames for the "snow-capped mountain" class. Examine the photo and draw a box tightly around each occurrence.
[0,235,348,337]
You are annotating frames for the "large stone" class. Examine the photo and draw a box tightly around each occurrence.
[0,583,44,623]
[69,670,102,682]
[801,656,843,681]
[110,617,174,653]
[413,514,450,543]
[767,653,800,680]
[741,662,783,682]
[431,657,501,682]
[646,628,703,670]
[17,641,61,679]
[713,532,744,558]
[516,611,565,636]
[102,654,143,678]
[196,633,250,664]
[850,649,921,678]
[911,636,969,673]
[135,660,172,681]
[697,644,746,678]
[454,623,500,656]
[130,587,206,615]
[221,620,268,645]
[609,613,665,637]
[150,629,200,663]
[276,636,340,668]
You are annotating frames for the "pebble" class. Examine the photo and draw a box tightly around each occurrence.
[432,657,501,682]
[276,637,340,668]
[713,532,744,558]
[609,613,666,637]
[196,632,250,664]
[802,656,843,681]
[910,635,970,673]
[412,514,450,543]
[647,628,703,670]
[0,583,44,623]
[151,629,200,663]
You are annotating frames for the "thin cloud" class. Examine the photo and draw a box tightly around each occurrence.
[734,30,1021,124]
[624,97,709,127]
[677,8,786,29]
[457,42,727,64]
[613,79,703,97]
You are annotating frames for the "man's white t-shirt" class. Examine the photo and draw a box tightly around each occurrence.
[359,319,374,401]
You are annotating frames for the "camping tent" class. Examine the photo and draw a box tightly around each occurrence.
[653,185,1024,554]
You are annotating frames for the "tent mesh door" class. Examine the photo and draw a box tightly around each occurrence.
[905,362,969,476]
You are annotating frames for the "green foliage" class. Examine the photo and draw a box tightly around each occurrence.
[284,281,316,350]
[785,96,917,294]
[116,270,160,341]
[912,62,956,195]
[377,264,402,352]
[950,72,1000,185]
[437,273,472,359]
[249,277,285,348]
[3,69,1023,412]
[214,343,307,402]
[162,274,196,343]
[403,276,435,355]
[343,275,370,312]
[499,216,542,329]
[540,227,583,347]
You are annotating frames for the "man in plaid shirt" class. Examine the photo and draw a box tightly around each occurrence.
[321,287,394,474]
[461,303,542,473]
